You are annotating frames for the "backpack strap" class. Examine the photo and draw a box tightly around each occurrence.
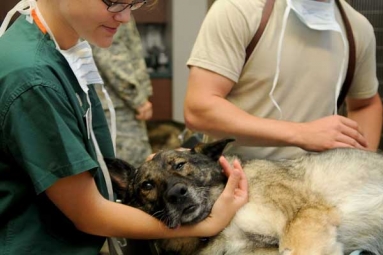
[335,0,356,109]
[245,0,276,63]
[244,0,356,109]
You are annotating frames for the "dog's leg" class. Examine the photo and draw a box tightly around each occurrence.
[279,205,343,255]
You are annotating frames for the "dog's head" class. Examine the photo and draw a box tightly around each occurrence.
[107,138,235,229]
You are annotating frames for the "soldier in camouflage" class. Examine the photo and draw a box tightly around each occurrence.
[93,16,153,168]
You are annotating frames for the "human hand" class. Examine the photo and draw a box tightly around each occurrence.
[193,156,248,236]
[296,115,368,151]
[135,101,152,120]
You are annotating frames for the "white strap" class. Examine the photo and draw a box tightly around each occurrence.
[101,84,117,155]
[0,0,36,37]
[90,130,114,201]
[90,114,123,255]
[88,93,122,255]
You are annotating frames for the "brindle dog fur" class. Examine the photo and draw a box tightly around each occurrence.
[106,139,383,255]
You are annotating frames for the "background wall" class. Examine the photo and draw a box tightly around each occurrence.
[171,0,209,122]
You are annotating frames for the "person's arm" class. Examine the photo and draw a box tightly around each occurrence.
[346,93,382,151]
[184,66,368,152]
[45,157,248,239]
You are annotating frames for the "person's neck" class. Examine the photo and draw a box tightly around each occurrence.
[37,0,79,49]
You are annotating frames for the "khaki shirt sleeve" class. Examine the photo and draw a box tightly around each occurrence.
[187,0,261,83]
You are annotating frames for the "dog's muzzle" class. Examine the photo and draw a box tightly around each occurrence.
[166,183,189,204]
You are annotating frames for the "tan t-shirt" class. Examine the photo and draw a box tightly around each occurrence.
[187,0,378,160]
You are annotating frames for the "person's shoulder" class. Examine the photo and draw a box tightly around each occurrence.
[214,0,263,9]
[0,31,68,111]
[208,0,269,33]
[0,18,62,72]
[341,1,374,34]
[211,0,265,15]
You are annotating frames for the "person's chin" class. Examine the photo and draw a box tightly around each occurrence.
[91,37,114,48]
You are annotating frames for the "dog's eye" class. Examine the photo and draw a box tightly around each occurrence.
[141,181,154,191]
[174,162,186,171]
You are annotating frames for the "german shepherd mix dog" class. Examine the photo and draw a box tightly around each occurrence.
[106,139,383,255]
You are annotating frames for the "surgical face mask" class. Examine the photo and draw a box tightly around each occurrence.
[269,0,348,118]
[287,0,342,32]
[59,41,104,93]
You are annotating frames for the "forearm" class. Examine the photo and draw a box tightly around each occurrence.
[78,198,210,239]
[185,67,372,152]
[184,67,304,148]
[47,168,247,240]
[184,93,369,152]
[46,171,209,239]
[184,96,300,147]
[347,94,382,151]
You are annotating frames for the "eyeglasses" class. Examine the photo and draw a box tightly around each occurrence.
[102,0,147,13]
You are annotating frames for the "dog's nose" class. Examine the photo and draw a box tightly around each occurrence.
[166,183,188,204]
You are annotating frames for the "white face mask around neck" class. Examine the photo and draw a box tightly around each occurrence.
[287,0,342,32]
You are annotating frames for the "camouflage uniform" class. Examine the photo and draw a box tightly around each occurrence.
[93,17,153,167]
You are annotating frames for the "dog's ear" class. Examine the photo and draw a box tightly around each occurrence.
[104,158,136,202]
[192,138,235,161]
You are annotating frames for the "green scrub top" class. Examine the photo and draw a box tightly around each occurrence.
[0,16,115,255]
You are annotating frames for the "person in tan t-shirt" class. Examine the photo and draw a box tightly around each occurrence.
[185,0,382,161]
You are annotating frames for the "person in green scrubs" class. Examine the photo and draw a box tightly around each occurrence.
[0,0,248,254]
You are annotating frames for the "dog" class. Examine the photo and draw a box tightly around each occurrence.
[106,138,383,255]
[146,120,186,153]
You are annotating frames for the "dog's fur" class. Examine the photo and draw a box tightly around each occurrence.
[146,120,187,153]
[106,139,383,255]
